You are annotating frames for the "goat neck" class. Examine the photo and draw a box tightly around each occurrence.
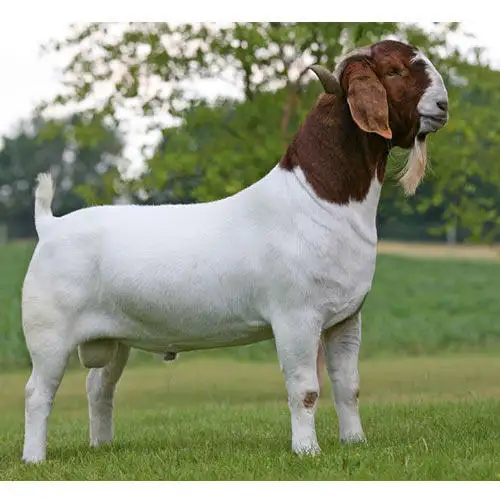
[279,93,390,205]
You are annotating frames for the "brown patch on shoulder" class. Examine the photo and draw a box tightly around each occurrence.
[280,93,389,205]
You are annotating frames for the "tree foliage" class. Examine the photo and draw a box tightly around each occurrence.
[39,22,500,242]
[0,115,124,238]
[44,22,462,127]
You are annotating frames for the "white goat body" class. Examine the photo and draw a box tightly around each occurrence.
[26,167,377,358]
[21,40,448,463]
[21,166,377,463]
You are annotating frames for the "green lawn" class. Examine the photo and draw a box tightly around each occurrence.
[1,355,500,480]
[1,240,500,479]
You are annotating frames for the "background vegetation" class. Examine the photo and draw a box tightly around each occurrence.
[2,241,500,370]
[2,22,500,242]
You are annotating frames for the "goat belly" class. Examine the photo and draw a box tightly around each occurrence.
[121,322,274,354]
[102,277,275,352]
[96,246,274,351]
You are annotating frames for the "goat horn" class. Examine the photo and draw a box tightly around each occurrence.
[308,65,341,94]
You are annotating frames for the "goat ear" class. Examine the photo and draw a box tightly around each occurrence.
[344,60,392,139]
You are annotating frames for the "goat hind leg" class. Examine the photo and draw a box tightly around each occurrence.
[86,342,130,447]
[23,339,70,463]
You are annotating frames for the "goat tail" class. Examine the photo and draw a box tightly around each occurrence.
[34,172,55,237]
[399,137,428,196]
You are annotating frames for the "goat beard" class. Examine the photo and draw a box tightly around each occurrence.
[398,136,428,196]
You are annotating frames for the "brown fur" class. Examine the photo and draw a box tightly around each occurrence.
[280,93,389,204]
[280,40,431,204]
[303,391,319,409]
[344,60,392,139]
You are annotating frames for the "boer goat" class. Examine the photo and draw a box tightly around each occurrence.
[21,40,448,462]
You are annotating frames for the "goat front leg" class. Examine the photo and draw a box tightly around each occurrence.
[273,314,322,456]
[323,312,365,443]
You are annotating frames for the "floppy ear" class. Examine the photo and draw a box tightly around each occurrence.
[343,60,392,139]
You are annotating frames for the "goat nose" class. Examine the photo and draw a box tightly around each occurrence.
[437,100,448,112]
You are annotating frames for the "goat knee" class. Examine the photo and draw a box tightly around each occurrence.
[332,374,359,407]
[303,390,319,409]
[287,384,321,455]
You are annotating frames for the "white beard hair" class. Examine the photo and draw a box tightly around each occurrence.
[399,137,427,195]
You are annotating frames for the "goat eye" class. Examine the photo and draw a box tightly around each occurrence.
[387,68,401,77]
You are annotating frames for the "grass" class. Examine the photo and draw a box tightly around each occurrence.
[1,240,499,479]
[0,241,35,369]
[1,355,500,480]
[3,240,500,369]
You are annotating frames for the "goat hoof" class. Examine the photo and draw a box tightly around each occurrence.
[22,455,45,464]
[293,441,321,457]
[340,433,366,444]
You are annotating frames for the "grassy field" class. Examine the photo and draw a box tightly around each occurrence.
[377,240,500,261]
[3,240,500,368]
[1,355,500,480]
[1,240,499,480]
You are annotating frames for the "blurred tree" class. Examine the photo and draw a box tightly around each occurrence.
[43,22,462,119]
[142,64,500,244]
[141,85,319,203]
[376,60,500,243]
[42,22,500,243]
[421,61,500,243]
[0,114,124,238]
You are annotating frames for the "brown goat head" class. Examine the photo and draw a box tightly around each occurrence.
[328,39,448,148]
[281,40,448,201]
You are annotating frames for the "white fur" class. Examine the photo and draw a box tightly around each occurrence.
[324,313,364,443]
[22,165,381,462]
[414,51,449,122]
[34,173,55,236]
[399,138,428,196]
